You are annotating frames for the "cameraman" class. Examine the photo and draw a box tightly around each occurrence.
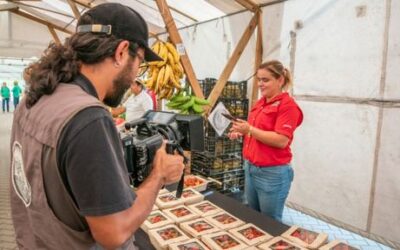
[10,3,184,250]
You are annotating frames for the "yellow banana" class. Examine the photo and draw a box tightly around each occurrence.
[170,74,181,89]
[162,65,172,88]
[166,88,174,100]
[158,42,168,61]
[174,63,184,78]
[156,66,165,93]
[151,40,161,54]
[156,59,166,68]
[165,42,180,63]
[167,52,175,66]
[146,78,154,90]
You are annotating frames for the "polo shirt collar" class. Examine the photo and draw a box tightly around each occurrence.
[264,92,288,105]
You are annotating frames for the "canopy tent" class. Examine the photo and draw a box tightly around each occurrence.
[0,0,278,83]
[0,1,399,249]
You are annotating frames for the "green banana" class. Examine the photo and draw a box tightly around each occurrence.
[179,109,189,114]
[173,95,191,103]
[192,103,204,114]
[179,96,195,110]
[166,101,184,109]
[194,96,210,105]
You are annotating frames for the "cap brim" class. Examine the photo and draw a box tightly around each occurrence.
[144,46,163,62]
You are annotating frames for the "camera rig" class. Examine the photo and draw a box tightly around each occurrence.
[121,111,204,197]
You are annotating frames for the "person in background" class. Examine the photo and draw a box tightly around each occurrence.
[111,79,153,122]
[12,80,22,109]
[10,3,184,249]
[1,82,10,112]
[146,88,157,110]
[228,60,303,222]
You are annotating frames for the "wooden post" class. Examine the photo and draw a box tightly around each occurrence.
[251,10,263,108]
[155,0,204,99]
[71,0,92,9]
[67,0,81,20]
[207,12,259,109]
[47,25,61,45]
[235,0,259,12]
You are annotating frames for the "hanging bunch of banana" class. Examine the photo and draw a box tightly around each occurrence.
[166,89,210,115]
[144,40,185,100]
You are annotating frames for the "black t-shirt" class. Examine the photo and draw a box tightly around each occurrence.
[57,75,136,216]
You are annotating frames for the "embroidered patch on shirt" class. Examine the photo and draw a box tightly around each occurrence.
[11,141,32,207]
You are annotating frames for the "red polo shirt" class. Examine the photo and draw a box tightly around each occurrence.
[243,93,303,167]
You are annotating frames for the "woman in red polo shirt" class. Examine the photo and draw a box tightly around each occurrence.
[229,60,303,221]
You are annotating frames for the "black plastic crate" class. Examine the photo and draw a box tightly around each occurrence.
[222,81,247,99]
[191,152,243,175]
[204,136,243,156]
[220,98,249,118]
[191,168,244,194]
[199,78,248,99]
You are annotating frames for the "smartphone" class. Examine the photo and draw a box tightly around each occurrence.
[221,113,238,121]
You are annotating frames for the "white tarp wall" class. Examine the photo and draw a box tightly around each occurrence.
[278,0,400,247]
[174,0,399,247]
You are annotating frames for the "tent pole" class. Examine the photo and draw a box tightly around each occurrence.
[251,10,263,109]
[207,11,259,109]
[47,25,61,45]
[66,0,81,20]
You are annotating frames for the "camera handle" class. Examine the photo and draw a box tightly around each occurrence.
[166,141,188,198]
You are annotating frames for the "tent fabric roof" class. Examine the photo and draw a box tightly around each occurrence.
[0,0,276,80]
[0,0,276,34]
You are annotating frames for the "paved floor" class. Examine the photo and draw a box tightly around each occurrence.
[0,111,17,250]
[282,207,393,250]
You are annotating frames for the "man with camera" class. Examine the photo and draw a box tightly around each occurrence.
[10,3,184,250]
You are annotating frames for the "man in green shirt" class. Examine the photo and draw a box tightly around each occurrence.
[12,80,23,109]
[1,82,10,112]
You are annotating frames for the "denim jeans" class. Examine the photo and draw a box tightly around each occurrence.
[2,98,9,112]
[244,160,294,222]
[14,96,20,109]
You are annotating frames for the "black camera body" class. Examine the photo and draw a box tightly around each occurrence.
[121,111,204,187]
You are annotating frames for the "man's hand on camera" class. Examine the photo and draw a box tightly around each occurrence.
[152,141,185,185]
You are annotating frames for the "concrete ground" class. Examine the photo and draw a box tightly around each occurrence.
[0,111,17,250]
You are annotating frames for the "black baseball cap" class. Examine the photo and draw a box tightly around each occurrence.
[76,3,162,62]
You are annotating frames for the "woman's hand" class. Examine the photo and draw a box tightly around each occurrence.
[227,131,243,140]
[231,119,251,135]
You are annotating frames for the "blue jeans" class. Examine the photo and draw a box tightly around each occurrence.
[14,96,20,109]
[244,160,294,222]
[2,98,9,112]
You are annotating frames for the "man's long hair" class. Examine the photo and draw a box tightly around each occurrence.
[23,14,137,108]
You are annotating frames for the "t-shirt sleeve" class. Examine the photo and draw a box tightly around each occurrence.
[142,93,154,111]
[274,104,303,139]
[60,108,136,216]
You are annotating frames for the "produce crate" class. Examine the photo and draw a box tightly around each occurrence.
[204,136,243,156]
[222,81,247,99]
[221,98,249,118]
[191,168,244,194]
[191,152,242,175]
[199,78,247,99]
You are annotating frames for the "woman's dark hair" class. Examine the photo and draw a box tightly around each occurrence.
[24,17,140,108]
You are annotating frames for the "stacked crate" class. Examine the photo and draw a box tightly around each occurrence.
[191,78,249,194]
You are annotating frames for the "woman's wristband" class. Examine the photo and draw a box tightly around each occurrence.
[248,126,253,137]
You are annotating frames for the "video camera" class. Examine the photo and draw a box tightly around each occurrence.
[121,111,204,191]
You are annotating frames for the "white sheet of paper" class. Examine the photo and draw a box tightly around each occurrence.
[208,102,231,136]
